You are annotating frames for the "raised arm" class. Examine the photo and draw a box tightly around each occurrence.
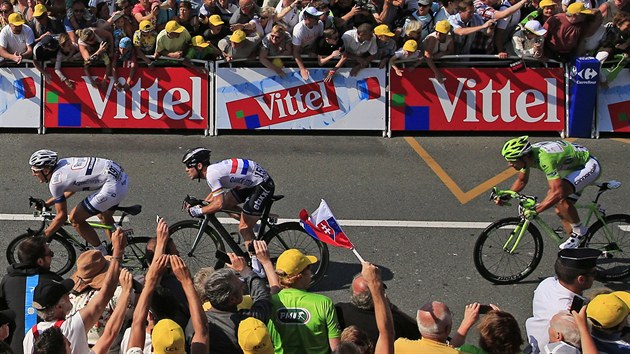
[252,240,281,294]
[153,218,169,261]
[362,262,394,354]
[572,305,598,354]
[91,269,134,354]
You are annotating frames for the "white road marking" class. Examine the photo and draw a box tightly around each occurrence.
[0,214,492,229]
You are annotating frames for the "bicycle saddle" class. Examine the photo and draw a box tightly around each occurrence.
[115,205,142,215]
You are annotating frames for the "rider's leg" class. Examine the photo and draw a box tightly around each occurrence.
[239,213,260,246]
[97,209,116,241]
[556,198,583,235]
[69,204,102,247]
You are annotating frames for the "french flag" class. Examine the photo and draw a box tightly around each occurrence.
[299,200,353,249]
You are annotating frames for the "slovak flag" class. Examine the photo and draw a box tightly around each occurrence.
[299,200,354,249]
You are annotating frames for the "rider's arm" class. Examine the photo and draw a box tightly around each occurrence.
[510,169,529,193]
[200,192,224,215]
[45,191,73,207]
[535,178,565,214]
[44,201,69,238]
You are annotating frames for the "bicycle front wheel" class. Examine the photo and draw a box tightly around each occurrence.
[7,232,77,276]
[120,236,151,275]
[585,214,630,281]
[262,222,329,288]
[169,219,225,275]
[473,217,544,284]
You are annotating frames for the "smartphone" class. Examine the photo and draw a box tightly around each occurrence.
[478,305,492,314]
[156,215,161,223]
[215,250,232,265]
[570,295,586,313]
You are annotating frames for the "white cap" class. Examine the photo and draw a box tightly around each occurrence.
[303,6,324,17]
[524,20,547,36]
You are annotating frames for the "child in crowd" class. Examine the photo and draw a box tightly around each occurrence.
[133,19,156,66]
[115,37,138,91]
[389,39,421,76]
[374,24,397,68]
[512,20,546,59]
[316,27,344,66]
[186,35,216,60]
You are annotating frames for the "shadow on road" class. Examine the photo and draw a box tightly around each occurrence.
[310,260,395,292]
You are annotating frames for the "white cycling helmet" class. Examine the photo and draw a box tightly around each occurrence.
[29,149,58,170]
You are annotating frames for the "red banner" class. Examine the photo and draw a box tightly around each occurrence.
[44,67,207,129]
[390,68,565,131]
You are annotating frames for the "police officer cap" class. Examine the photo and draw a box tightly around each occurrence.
[557,248,601,269]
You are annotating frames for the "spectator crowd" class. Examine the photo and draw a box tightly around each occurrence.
[1,215,630,354]
[1,0,629,88]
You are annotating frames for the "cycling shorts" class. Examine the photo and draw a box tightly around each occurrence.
[230,177,275,217]
[564,157,600,201]
[81,171,130,215]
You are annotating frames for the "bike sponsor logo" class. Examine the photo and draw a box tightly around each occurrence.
[276,308,311,324]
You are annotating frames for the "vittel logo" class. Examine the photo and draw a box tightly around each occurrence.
[254,81,337,120]
[430,78,561,123]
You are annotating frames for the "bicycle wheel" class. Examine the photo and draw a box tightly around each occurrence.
[120,236,151,275]
[473,217,544,284]
[7,232,77,276]
[168,219,226,275]
[585,214,630,281]
[262,222,329,288]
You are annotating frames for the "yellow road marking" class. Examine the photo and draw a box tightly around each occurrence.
[404,137,518,204]
[612,138,630,144]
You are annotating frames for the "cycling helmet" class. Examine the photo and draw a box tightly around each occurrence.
[501,136,532,161]
[182,147,211,166]
[29,149,59,169]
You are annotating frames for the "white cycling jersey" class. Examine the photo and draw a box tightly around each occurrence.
[206,158,269,197]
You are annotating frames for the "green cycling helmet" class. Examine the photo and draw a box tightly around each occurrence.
[501,136,532,161]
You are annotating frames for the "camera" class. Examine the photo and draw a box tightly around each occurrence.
[354,0,372,11]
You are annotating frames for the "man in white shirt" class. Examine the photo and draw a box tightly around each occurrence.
[341,23,378,77]
[525,248,601,354]
[292,6,324,80]
[0,13,34,63]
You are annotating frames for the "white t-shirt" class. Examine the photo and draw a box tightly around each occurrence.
[120,328,152,354]
[291,20,324,48]
[341,28,378,56]
[23,313,89,354]
[393,48,421,59]
[0,25,35,61]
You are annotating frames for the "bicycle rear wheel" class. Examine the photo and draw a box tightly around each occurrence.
[262,222,329,288]
[7,232,77,276]
[120,236,151,275]
[168,219,226,276]
[585,214,630,281]
[473,217,544,284]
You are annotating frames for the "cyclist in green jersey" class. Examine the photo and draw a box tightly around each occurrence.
[498,136,601,249]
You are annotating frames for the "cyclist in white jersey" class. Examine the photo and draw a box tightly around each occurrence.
[498,136,601,249]
[29,150,130,255]
[182,147,275,249]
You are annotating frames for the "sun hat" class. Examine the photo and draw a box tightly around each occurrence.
[165,20,185,33]
[435,20,451,34]
[374,24,394,37]
[152,319,185,354]
[275,249,317,277]
[191,35,209,47]
[230,29,246,43]
[402,39,418,52]
[208,14,224,26]
[567,2,594,15]
[587,291,630,329]
[71,250,110,293]
[32,279,75,310]
[524,20,547,35]
[8,13,26,26]
[238,317,274,354]
[33,4,47,17]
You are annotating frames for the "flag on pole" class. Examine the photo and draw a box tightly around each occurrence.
[299,199,354,249]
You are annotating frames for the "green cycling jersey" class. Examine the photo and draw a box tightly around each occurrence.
[524,141,591,180]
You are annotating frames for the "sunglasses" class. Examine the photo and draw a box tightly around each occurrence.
[31,168,43,173]
[186,163,197,168]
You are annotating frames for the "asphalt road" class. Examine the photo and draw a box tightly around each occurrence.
[1,133,629,345]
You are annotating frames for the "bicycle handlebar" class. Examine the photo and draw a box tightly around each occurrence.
[490,188,537,210]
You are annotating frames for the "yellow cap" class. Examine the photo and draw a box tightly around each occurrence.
[230,29,246,43]
[374,24,395,37]
[567,2,594,15]
[152,319,185,354]
[276,249,317,277]
[191,35,209,47]
[435,20,451,34]
[238,317,274,354]
[139,19,155,31]
[402,39,418,52]
[33,4,47,17]
[209,14,224,26]
[8,13,25,26]
[538,0,556,7]
[165,20,185,33]
[587,291,630,329]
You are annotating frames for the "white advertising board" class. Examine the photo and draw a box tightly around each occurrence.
[0,68,41,128]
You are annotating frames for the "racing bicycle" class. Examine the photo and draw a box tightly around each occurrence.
[474,181,630,284]
[6,197,150,275]
[169,195,330,287]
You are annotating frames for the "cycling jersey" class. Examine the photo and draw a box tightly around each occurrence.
[205,158,269,197]
[526,141,591,180]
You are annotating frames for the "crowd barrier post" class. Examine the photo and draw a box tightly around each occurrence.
[567,57,599,138]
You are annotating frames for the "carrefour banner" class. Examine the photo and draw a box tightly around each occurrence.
[390,67,565,131]
[0,68,41,128]
[597,69,630,133]
[215,68,386,130]
[44,67,207,130]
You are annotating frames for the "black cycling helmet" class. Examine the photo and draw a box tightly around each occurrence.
[182,147,211,182]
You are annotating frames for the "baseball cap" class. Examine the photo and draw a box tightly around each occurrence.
[538,0,556,7]
[276,249,317,277]
[165,20,185,33]
[152,319,185,354]
[374,24,394,37]
[8,13,26,26]
[119,37,132,49]
[524,20,547,36]
[71,250,110,293]
[557,248,601,269]
[230,29,246,43]
[191,35,209,47]
[402,39,418,52]
[303,6,324,17]
[208,14,224,26]
[33,4,47,17]
[418,0,431,6]
[139,19,154,32]
[435,20,451,34]
[567,2,594,15]
[40,35,59,50]
[32,279,75,310]
[587,291,630,329]
[238,317,274,354]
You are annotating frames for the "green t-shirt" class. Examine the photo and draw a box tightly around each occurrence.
[268,288,342,354]
[527,141,591,180]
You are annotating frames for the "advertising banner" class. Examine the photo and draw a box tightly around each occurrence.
[390,67,565,131]
[568,57,599,137]
[597,69,630,133]
[44,67,207,130]
[0,68,41,128]
[215,67,386,130]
